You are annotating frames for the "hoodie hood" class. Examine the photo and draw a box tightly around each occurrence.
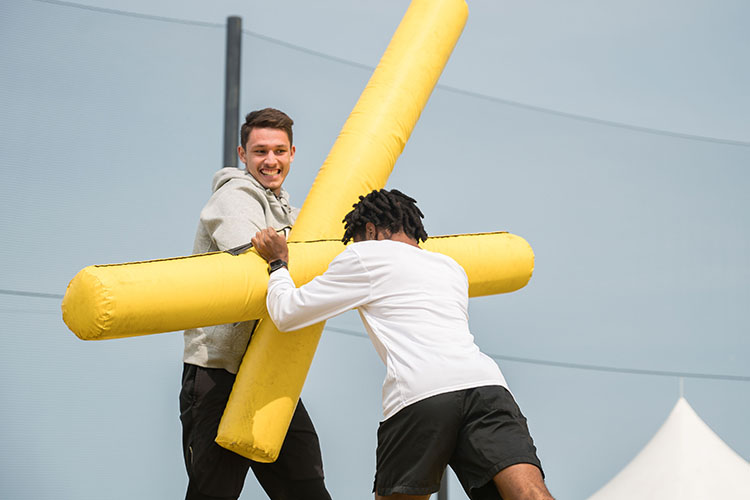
[211,167,253,193]
[210,167,294,208]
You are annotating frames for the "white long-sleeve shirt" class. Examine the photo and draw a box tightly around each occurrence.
[267,239,508,420]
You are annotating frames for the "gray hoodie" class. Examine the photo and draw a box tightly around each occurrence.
[183,167,300,373]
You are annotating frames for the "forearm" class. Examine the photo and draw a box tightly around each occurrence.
[265,250,371,332]
[266,269,314,331]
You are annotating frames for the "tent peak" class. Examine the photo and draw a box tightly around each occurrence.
[587,397,750,499]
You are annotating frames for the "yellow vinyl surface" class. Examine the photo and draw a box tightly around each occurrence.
[61,241,345,341]
[59,0,536,464]
[217,0,471,462]
[61,233,531,342]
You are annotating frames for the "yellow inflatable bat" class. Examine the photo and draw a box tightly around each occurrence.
[62,233,532,341]
[218,0,469,462]
[62,0,535,462]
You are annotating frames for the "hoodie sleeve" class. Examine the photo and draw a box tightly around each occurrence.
[199,179,268,251]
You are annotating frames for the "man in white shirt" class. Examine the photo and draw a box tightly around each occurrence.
[252,189,554,500]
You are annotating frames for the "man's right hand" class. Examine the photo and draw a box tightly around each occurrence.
[252,228,290,264]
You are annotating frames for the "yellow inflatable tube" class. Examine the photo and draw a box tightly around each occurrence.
[61,0,528,464]
[62,233,532,341]
[62,241,340,341]
[217,0,471,461]
[292,0,470,241]
[423,233,534,298]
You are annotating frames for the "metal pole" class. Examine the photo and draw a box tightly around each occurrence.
[437,471,449,500]
[223,16,242,168]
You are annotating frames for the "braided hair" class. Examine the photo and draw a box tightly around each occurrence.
[342,189,428,244]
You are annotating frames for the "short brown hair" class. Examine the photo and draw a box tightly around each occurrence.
[240,108,294,149]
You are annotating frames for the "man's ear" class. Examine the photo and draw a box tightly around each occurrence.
[237,145,247,165]
[365,222,376,240]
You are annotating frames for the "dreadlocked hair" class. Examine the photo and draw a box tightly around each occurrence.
[341,189,428,244]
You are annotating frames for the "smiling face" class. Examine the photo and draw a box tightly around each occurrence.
[238,127,295,195]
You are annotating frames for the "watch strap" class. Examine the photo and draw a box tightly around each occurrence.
[268,259,288,275]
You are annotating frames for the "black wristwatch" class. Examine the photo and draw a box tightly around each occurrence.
[268,259,288,275]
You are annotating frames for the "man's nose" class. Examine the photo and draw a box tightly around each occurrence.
[264,152,278,164]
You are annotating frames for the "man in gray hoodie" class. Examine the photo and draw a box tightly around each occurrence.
[179,108,331,500]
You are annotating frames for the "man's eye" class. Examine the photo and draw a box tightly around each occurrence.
[275,149,287,155]
[253,150,266,155]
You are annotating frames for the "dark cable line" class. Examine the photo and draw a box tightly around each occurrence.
[324,326,750,382]
[240,30,750,148]
[491,354,750,382]
[0,289,64,299]
[31,0,223,27]
[29,0,750,147]
[11,1,750,380]
[0,307,60,315]
[1,293,746,381]
[242,30,373,71]
[435,84,750,148]
[239,28,750,148]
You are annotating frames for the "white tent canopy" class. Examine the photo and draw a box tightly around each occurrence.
[588,397,750,499]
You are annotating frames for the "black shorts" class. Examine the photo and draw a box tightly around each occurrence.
[179,363,331,500]
[374,385,543,499]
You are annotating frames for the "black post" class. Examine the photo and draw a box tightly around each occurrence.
[223,16,242,168]
[438,472,449,500]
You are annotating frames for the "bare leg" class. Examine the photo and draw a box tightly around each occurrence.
[492,463,554,500]
[376,493,431,500]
